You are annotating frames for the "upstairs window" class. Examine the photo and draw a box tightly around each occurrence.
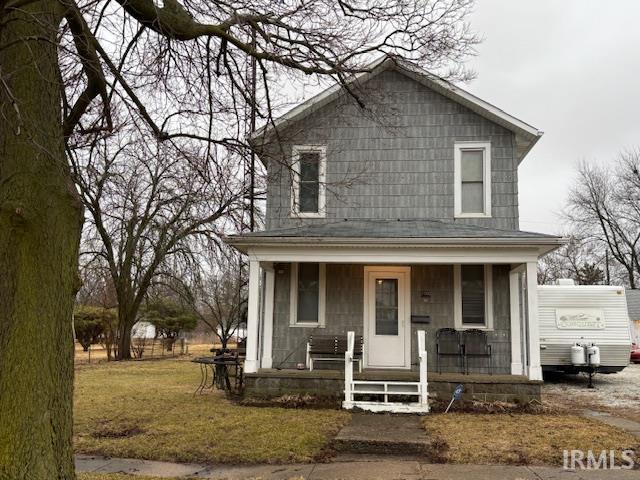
[290,263,326,327]
[454,142,491,217]
[291,146,326,217]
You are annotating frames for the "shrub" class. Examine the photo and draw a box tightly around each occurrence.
[74,306,116,352]
[142,299,197,351]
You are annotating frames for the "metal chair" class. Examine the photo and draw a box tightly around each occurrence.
[436,328,463,373]
[461,329,492,375]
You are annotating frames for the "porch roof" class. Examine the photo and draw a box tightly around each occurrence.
[224,218,564,253]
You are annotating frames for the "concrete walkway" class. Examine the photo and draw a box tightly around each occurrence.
[332,413,432,455]
[76,454,640,479]
[584,409,640,437]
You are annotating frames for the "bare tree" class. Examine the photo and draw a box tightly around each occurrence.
[565,152,640,288]
[537,235,605,285]
[70,125,244,359]
[75,261,122,359]
[177,247,248,349]
[1,0,479,476]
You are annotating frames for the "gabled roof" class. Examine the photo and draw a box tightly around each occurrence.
[250,55,543,163]
[225,218,564,254]
[627,289,640,321]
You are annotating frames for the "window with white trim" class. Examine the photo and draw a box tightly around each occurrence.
[454,142,491,217]
[291,146,326,217]
[454,264,493,330]
[290,263,326,327]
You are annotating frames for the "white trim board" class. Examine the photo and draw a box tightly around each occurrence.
[228,236,565,252]
[248,245,543,264]
[454,141,492,218]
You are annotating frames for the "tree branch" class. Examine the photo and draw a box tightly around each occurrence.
[61,0,110,137]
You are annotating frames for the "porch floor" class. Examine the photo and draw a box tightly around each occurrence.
[252,368,535,384]
[244,368,542,403]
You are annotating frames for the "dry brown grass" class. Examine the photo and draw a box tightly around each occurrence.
[74,356,350,464]
[78,475,171,480]
[423,413,639,465]
[74,342,214,364]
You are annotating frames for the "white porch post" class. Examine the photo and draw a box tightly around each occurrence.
[261,263,275,369]
[343,331,355,409]
[525,261,542,381]
[417,330,429,409]
[509,265,524,375]
[245,259,260,373]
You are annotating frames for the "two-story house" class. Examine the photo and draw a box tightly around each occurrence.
[225,56,564,411]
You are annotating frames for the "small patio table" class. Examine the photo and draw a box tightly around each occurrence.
[192,354,243,395]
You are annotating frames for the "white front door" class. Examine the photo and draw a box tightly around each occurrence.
[364,266,411,369]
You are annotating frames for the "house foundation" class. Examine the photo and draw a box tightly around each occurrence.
[244,369,541,404]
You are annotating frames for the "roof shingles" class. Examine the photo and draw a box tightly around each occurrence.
[228,218,560,241]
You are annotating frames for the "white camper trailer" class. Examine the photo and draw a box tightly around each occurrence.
[538,283,631,374]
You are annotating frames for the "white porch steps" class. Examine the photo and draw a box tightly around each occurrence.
[342,331,430,414]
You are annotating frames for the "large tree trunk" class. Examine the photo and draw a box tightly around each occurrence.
[0,4,81,479]
[116,305,134,360]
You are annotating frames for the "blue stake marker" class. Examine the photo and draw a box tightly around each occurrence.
[445,384,464,413]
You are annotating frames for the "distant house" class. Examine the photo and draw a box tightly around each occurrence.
[224,56,565,411]
[627,289,640,343]
[131,321,156,339]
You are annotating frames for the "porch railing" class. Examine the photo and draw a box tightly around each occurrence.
[343,330,429,413]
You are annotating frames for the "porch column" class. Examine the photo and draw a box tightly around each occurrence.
[525,261,542,381]
[509,265,524,375]
[261,263,275,369]
[245,259,260,373]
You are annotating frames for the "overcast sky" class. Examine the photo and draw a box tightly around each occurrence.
[466,0,640,234]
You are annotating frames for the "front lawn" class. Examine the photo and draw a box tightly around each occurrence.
[78,475,169,480]
[423,413,639,465]
[74,358,350,464]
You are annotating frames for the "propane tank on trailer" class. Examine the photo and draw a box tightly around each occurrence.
[571,343,586,365]
[586,344,601,367]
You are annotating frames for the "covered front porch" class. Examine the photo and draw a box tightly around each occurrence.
[242,247,548,378]
[224,222,564,407]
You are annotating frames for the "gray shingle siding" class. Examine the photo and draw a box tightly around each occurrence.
[627,289,640,321]
[272,263,512,374]
[261,69,519,231]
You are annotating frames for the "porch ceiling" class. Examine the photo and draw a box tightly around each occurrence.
[239,244,554,264]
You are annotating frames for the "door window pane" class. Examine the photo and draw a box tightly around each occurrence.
[298,152,320,213]
[297,263,319,323]
[460,149,484,214]
[461,265,485,325]
[375,278,398,335]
